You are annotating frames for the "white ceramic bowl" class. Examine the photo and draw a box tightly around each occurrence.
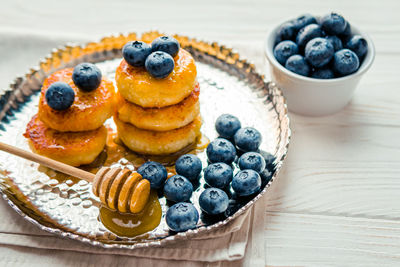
[264,21,375,116]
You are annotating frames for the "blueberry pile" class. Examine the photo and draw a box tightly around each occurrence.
[136,114,276,232]
[45,63,101,111]
[122,36,180,79]
[273,13,368,78]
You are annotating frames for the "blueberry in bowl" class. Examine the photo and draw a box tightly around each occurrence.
[295,24,323,50]
[320,13,347,35]
[304,37,334,68]
[273,40,299,66]
[325,35,343,51]
[206,138,236,164]
[285,55,310,76]
[204,162,233,189]
[346,35,368,60]
[333,49,360,76]
[137,161,167,189]
[166,202,199,232]
[275,22,297,43]
[163,175,193,203]
[268,12,372,80]
[339,22,352,42]
[265,12,375,115]
[199,188,229,215]
[175,154,202,182]
[291,14,318,31]
[311,68,335,79]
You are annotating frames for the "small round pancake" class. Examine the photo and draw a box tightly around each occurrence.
[114,115,202,155]
[38,68,115,132]
[117,83,200,131]
[24,115,107,166]
[115,48,197,108]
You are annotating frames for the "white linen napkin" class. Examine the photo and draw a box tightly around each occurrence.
[0,195,265,265]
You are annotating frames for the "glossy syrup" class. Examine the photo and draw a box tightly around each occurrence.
[99,190,162,237]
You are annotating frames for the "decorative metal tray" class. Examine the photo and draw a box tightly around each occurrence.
[0,32,290,249]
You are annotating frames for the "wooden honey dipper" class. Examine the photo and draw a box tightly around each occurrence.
[0,142,150,214]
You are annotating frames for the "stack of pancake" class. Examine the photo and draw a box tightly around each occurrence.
[114,47,202,155]
[24,68,115,166]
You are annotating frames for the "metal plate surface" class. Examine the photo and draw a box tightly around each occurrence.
[0,32,290,249]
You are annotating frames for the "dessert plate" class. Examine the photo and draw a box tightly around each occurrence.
[0,32,290,249]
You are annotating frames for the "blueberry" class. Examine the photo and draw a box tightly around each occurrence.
[215,114,241,139]
[234,127,262,152]
[339,22,352,42]
[175,154,202,182]
[320,13,347,35]
[137,161,167,189]
[311,68,335,79]
[164,175,193,202]
[261,151,276,171]
[346,35,368,59]
[305,37,334,68]
[199,188,229,215]
[204,162,233,188]
[206,138,236,164]
[333,49,360,76]
[296,24,322,49]
[145,51,175,79]
[326,36,343,51]
[260,168,273,186]
[232,170,262,197]
[72,63,102,92]
[285,55,310,76]
[122,41,152,67]
[273,41,299,66]
[151,36,180,57]
[45,82,75,111]
[276,22,297,43]
[292,14,318,30]
[238,152,266,173]
[166,202,199,232]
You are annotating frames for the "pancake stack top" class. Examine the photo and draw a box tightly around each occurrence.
[114,36,202,155]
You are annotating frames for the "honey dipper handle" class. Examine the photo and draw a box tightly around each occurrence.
[0,142,95,182]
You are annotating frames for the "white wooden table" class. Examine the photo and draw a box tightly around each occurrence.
[1,0,400,266]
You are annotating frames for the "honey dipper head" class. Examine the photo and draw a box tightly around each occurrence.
[92,167,150,214]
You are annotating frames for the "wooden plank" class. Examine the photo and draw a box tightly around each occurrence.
[265,211,400,266]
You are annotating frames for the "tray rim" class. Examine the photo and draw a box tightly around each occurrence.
[0,31,291,249]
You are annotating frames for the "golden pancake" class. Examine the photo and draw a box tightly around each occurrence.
[24,115,107,166]
[115,48,197,108]
[114,115,202,155]
[117,83,200,131]
[38,68,115,132]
